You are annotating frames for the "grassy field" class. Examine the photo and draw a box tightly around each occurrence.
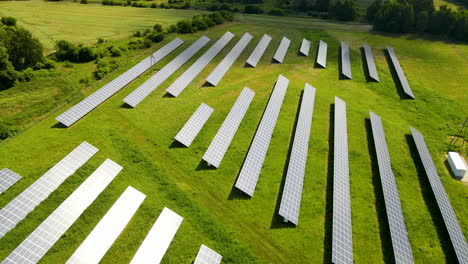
[0,12,468,264]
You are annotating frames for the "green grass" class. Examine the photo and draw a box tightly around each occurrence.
[0,14,467,264]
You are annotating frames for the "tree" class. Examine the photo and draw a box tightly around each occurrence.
[0,47,17,90]
[373,2,414,33]
[366,0,382,21]
[411,0,434,14]
[219,10,234,21]
[269,8,286,16]
[1,27,44,70]
[153,23,163,33]
[415,11,429,32]
[329,0,359,21]
[209,11,225,24]
[192,17,208,31]
[313,0,329,12]
[244,5,264,13]
[293,0,311,11]
[177,20,193,33]
[428,5,455,35]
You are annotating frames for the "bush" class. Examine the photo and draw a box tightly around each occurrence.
[269,8,286,16]
[219,10,234,21]
[54,40,97,63]
[146,32,165,42]
[80,0,88,4]
[166,24,178,33]
[97,38,105,44]
[192,16,208,31]
[209,11,225,24]
[177,20,194,33]
[109,46,123,57]
[93,60,119,80]
[0,121,18,140]
[16,67,34,82]
[244,5,264,14]
[1,17,17,26]
[209,3,220,11]
[329,0,359,21]
[0,46,17,90]
[153,23,163,32]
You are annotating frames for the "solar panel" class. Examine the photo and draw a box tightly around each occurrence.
[363,43,379,82]
[234,75,289,196]
[272,37,291,63]
[3,159,122,264]
[369,112,414,263]
[205,33,253,86]
[299,39,311,56]
[202,88,255,168]
[56,38,184,126]
[67,186,146,264]
[123,36,210,107]
[0,141,98,239]
[341,41,352,79]
[316,40,327,68]
[0,168,22,195]
[332,97,353,264]
[410,127,468,263]
[245,34,272,68]
[386,46,415,99]
[278,83,316,225]
[194,244,222,264]
[175,103,214,147]
[130,207,183,264]
[165,32,234,97]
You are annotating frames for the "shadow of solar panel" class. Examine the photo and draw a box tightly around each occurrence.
[203,88,255,168]
[166,32,234,97]
[175,103,214,147]
[332,97,353,264]
[206,33,253,86]
[56,38,184,127]
[273,37,291,63]
[3,159,122,264]
[299,39,311,56]
[369,112,414,263]
[0,141,98,239]
[130,207,183,264]
[123,36,210,107]
[246,34,272,67]
[278,83,316,225]
[316,40,328,68]
[363,44,379,82]
[410,127,468,263]
[386,46,415,99]
[340,42,352,79]
[194,245,222,264]
[0,168,22,195]
[234,75,289,197]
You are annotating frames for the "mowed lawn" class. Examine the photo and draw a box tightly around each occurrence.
[0,16,467,263]
[0,1,205,52]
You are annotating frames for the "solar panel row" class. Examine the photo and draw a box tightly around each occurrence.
[410,127,468,263]
[316,40,328,68]
[369,112,414,264]
[386,46,415,99]
[340,41,352,79]
[273,37,291,63]
[3,159,122,264]
[0,141,98,239]
[202,87,255,168]
[56,38,184,127]
[332,97,353,264]
[299,39,311,56]
[175,103,214,147]
[166,32,235,97]
[0,168,22,195]
[363,44,380,82]
[235,75,289,197]
[278,83,316,225]
[245,34,272,68]
[206,33,253,86]
[194,245,222,264]
[123,36,210,107]
[67,186,146,264]
[130,207,183,264]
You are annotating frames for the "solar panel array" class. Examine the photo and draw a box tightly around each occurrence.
[235,75,289,196]
[316,40,328,68]
[278,83,316,225]
[175,103,214,147]
[386,46,415,99]
[332,97,353,264]
[67,186,146,264]
[245,34,272,68]
[363,44,380,82]
[202,88,255,168]
[410,127,468,263]
[341,41,352,79]
[299,39,311,56]
[272,37,291,63]
[130,207,183,264]
[3,159,122,264]
[0,168,22,195]
[0,141,98,239]
[206,33,253,86]
[123,36,210,107]
[166,32,234,97]
[194,245,222,264]
[369,112,414,264]
[56,38,184,127]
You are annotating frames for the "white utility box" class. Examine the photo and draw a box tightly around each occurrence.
[447,152,467,180]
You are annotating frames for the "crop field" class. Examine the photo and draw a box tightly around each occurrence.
[0,11,467,264]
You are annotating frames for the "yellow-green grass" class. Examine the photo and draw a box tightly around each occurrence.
[1,17,468,263]
[0,1,205,53]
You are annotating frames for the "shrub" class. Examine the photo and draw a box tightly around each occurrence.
[97,38,105,44]
[192,16,208,31]
[133,31,142,37]
[166,24,178,33]
[80,0,88,4]
[0,46,17,91]
[219,10,234,21]
[153,23,163,32]
[209,11,225,24]
[269,8,286,16]
[0,121,18,140]
[93,60,119,80]
[146,32,165,42]
[244,5,264,14]
[1,17,16,26]
[177,20,194,33]
[16,67,35,82]
[109,46,123,57]
[209,3,220,11]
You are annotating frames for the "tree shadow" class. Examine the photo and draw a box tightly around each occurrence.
[322,104,334,264]
[270,91,304,229]
[169,140,186,149]
[51,122,67,129]
[196,160,216,171]
[383,49,412,100]
[365,118,396,264]
[405,135,458,263]
[360,47,374,83]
